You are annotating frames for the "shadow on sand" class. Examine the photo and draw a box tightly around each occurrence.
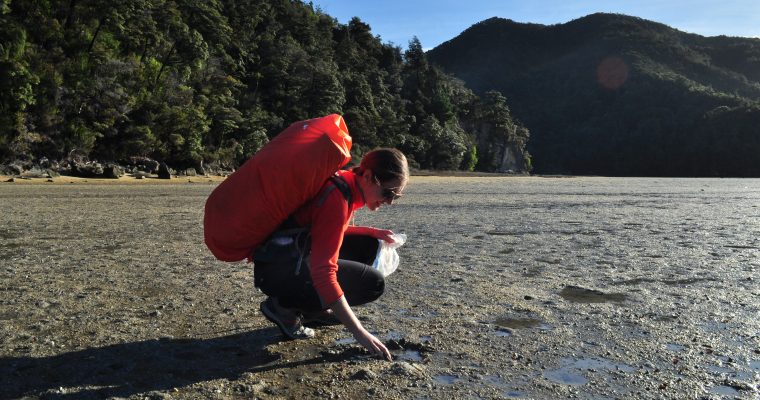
[0,327,325,399]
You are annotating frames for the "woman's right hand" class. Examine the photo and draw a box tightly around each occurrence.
[330,295,393,361]
[354,328,393,361]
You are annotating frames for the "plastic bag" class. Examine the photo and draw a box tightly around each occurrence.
[372,233,407,277]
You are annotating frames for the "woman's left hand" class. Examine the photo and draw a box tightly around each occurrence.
[346,225,396,242]
[371,228,396,243]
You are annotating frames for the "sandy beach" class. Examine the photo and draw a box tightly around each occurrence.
[1,176,758,399]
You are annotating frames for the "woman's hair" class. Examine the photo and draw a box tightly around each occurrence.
[354,148,409,185]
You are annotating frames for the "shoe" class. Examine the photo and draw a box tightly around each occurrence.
[303,309,342,327]
[260,298,314,340]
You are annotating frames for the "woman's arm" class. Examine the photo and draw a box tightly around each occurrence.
[345,225,396,242]
[329,295,392,361]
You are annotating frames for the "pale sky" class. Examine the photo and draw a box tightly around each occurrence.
[312,0,760,50]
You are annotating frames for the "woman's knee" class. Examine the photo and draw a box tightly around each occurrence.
[367,275,385,301]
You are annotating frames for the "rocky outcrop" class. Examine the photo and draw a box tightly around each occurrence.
[1,157,233,180]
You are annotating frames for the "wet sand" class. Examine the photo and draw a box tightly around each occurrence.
[1,176,759,399]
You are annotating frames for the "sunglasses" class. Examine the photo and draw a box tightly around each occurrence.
[373,176,403,201]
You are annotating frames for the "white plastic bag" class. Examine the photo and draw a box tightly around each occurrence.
[371,233,407,277]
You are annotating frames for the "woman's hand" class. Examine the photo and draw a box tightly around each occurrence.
[345,226,396,243]
[371,228,396,243]
[330,295,393,361]
[353,328,393,361]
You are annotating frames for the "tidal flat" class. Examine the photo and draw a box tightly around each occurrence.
[1,176,759,399]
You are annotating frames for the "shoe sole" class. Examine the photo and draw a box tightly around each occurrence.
[260,300,299,340]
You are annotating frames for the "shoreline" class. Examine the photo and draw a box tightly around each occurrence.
[0,171,534,185]
[0,174,228,185]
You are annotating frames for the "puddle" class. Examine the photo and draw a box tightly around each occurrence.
[385,338,434,362]
[0,229,21,239]
[495,328,512,337]
[334,337,355,345]
[494,317,552,337]
[504,390,528,398]
[385,331,403,341]
[665,343,685,352]
[706,364,734,374]
[751,360,760,371]
[612,277,657,286]
[433,374,460,385]
[395,349,423,362]
[574,358,635,372]
[662,277,715,286]
[544,357,634,386]
[544,369,588,385]
[709,385,740,396]
[702,321,730,333]
[496,317,543,329]
[522,267,543,277]
[560,286,626,303]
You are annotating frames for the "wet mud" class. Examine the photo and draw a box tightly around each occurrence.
[1,176,759,399]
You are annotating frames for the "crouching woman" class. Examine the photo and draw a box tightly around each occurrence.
[254,148,408,361]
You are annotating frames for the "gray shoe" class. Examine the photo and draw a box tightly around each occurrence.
[260,298,315,340]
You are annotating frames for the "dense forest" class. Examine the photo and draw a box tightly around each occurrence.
[0,0,530,174]
[428,14,760,176]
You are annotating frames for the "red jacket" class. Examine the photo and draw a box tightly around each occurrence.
[292,170,365,307]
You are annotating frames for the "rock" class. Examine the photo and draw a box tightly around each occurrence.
[184,168,197,176]
[158,163,172,179]
[524,295,534,300]
[103,165,124,179]
[8,164,24,175]
[351,368,378,380]
[21,168,49,178]
[70,161,104,178]
[144,159,160,173]
[145,391,171,400]
[45,169,60,178]
[389,361,427,379]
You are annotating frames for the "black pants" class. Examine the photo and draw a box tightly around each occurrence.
[254,234,384,312]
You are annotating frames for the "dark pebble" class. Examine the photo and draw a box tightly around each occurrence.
[351,369,378,380]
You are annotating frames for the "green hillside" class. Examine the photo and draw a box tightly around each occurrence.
[0,0,529,173]
[428,13,760,176]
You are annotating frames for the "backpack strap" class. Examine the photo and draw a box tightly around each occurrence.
[316,174,353,208]
[257,174,353,275]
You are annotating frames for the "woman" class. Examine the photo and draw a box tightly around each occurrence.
[254,148,408,361]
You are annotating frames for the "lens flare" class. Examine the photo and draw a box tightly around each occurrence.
[597,57,629,89]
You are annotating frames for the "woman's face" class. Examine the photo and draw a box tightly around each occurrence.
[362,171,406,211]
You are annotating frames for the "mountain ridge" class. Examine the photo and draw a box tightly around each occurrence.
[428,13,760,176]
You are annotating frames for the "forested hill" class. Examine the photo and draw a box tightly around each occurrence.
[427,13,760,176]
[0,0,530,174]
